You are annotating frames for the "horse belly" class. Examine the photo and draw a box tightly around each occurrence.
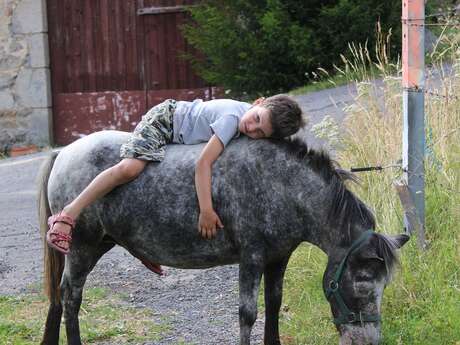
[97,192,240,269]
[112,220,240,269]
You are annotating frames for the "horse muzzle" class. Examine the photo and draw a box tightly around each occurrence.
[338,323,381,345]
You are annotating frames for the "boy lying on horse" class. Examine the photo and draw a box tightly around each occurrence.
[46,95,305,273]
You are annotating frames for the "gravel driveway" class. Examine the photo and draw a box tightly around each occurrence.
[0,87,356,344]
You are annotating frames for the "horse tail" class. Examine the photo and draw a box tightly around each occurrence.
[38,151,63,305]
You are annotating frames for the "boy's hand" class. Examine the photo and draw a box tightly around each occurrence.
[198,209,224,239]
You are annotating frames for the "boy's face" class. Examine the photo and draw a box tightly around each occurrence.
[239,105,273,139]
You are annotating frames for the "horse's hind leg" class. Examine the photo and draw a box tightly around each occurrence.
[42,303,63,344]
[61,240,114,345]
[239,256,264,345]
[263,257,290,345]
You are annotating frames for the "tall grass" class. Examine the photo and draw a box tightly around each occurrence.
[281,26,460,344]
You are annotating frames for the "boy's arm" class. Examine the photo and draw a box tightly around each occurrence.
[195,134,225,239]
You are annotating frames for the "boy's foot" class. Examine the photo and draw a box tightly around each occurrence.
[46,212,75,254]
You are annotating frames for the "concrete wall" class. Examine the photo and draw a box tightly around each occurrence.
[0,0,52,152]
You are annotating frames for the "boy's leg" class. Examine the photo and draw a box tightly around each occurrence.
[49,158,148,250]
[49,99,175,254]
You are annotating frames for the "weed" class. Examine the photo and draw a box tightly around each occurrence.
[0,287,170,344]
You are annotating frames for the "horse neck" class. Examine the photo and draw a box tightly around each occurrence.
[300,202,372,256]
[301,170,374,255]
[323,223,372,256]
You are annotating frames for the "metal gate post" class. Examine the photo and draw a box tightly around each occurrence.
[402,0,425,245]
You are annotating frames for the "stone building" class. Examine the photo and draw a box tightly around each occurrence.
[0,0,213,153]
[0,0,52,153]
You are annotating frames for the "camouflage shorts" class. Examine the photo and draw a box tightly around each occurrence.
[120,99,177,161]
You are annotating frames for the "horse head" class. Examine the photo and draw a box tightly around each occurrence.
[323,231,409,345]
[271,138,411,344]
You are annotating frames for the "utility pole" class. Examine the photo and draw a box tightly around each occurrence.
[401,0,426,247]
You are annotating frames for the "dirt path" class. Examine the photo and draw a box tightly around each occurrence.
[0,89,356,344]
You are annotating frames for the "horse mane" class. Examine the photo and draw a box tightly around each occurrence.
[280,137,376,232]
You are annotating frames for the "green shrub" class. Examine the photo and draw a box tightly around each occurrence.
[183,0,402,97]
[311,0,401,67]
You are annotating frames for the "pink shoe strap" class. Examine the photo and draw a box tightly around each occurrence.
[49,231,72,242]
[48,212,76,229]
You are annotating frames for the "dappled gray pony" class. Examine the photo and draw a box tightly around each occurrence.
[39,131,408,345]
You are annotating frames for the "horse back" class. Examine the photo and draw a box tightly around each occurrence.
[48,131,243,268]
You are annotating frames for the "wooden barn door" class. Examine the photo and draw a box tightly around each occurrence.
[47,0,216,145]
[140,0,210,105]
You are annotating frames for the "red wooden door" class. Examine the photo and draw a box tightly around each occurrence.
[47,0,217,145]
[139,0,215,106]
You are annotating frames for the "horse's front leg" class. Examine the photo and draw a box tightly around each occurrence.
[239,254,264,345]
[263,257,290,345]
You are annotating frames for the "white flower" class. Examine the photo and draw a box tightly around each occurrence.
[311,115,342,150]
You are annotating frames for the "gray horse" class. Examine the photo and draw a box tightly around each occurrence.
[38,131,408,345]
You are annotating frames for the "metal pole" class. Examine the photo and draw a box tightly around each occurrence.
[402,0,425,246]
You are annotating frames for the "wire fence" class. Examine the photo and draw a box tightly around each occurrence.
[424,89,460,100]
[403,8,460,26]
[408,23,460,27]
[348,83,460,194]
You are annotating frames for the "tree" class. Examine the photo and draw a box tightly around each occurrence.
[183,0,401,97]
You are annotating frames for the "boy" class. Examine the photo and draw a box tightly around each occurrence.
[47,95,305,259]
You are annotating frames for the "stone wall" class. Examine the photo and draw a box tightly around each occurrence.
[0,0,52,153]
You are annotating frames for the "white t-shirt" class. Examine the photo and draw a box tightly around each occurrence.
[173,99,251,147]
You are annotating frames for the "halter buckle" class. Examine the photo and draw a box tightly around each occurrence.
[347,312,357,323]
[329,280,339,292]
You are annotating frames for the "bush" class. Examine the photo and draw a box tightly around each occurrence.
[311,0,401,68]
[183,0,402,97]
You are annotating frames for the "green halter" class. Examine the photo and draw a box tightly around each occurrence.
[325,230,381,325]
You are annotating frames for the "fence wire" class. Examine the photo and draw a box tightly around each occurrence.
[424,89,460,101]
[353,9,460,219]
[408,23,460,27]
[349,83,460,194]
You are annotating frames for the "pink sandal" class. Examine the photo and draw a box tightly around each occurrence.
[46,212,76,254]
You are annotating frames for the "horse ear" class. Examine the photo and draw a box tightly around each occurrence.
[389,234,410,249]
[356,242,385,262]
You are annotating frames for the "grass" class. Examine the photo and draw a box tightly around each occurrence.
[289,63,384,95]
[289,72,353,95]
[290,25,398,95]
[0,286,169,344]
[279,25,460,344]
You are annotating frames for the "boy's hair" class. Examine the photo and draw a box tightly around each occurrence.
[263,94,306,138]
